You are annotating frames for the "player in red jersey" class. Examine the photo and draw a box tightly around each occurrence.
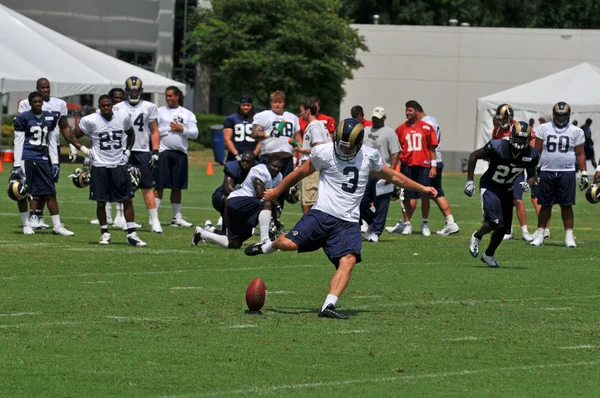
[394,100,439,236]
[298,96,335,137]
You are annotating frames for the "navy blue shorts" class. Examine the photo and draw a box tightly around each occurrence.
[430,162,445,197]
[90,165,134,203]
[401,165,432,200]
[536,170,576,206]
[286,209,362,268]
[129,151,153,190]
[481,188,513,234]
[212,186,226,214]
[24,160,55,196]
[153,150,188,190]
[511,174,525,201]
[585,146,595,161]
[226,196,262,242]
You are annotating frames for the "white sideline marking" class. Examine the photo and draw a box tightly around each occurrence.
[351,295,382,299]
[544,307,571,311]
[172,361,598,397]
[0,320,99,329]
[170,286,204,290]
[364,295,600,308]
[267,291,293,294]
[0,312,40,317]
[105,315,176,322]
[329,330,366,334]
[223,325,256,329]
[441,336,480,342]
[80,281,112,284]
[560,345,597,350]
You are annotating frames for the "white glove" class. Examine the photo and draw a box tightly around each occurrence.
[83,156,92,168]
[69,144,78,163]
[579,174,590,191]
[464,180,475,197]
[519,181,530,192]
[235,153,242,161]
[123,149,131,164]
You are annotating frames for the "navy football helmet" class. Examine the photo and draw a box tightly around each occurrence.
[495,104,514,130]
[585,185,600,204]
[553,101,571,128]
[7,180,29,201]
[69,168,91,188]
[510,121,533,152]
[334,118,364,161]
[125,76,143,105]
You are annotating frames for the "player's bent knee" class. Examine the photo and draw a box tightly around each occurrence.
[274,234,299,251]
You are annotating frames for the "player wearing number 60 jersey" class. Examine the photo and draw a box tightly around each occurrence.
[113,76,162,233]
[223,96,259,162]
[464,121,539,267]
[245,118,437,319]
[68,94,146,247]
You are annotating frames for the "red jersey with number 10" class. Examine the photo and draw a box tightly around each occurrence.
[395,120,439,167]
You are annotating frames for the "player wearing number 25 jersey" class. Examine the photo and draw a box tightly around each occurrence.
[223,96,257,162]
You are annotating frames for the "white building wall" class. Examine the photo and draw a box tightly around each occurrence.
[341,24,600,170]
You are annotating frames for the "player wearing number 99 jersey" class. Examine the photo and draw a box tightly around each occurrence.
[223,96,258,162]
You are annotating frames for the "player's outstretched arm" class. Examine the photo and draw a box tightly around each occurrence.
[372,165,437,198]
[467,147,485,181]
[263,159,316,202]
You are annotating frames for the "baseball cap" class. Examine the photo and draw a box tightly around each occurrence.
[372,106,386,118]
[240,95,253,104]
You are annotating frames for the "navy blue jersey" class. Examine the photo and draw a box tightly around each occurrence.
[224,159,251,185]
[480,139,539,192]
[223,112,255,154]
[14,111,59,161]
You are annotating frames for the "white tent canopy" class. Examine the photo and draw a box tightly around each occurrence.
[475,62,600,149]
[0,3,185,96]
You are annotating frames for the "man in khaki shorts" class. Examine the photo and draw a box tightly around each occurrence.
[296,97,331,213]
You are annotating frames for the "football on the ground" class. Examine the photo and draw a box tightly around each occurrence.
[245,277,267,311]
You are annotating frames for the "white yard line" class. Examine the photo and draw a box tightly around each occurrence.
[0,312,40,317]
[544,307,572,311]
[169,361,598,398]
[560,345,597,350]
[441,336,480,341]
[222,325,257,329]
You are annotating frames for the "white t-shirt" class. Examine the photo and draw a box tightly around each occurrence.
[113,100,158,152]
[228,163,282,199]
[252,110,300,155]
[301,120,330,161]
[311,144,384,222]
[157,105,199,153]
[536,122,585,171]
[363,125,400,167]
[79,112,132,167]
[18,97,67,146]
[422,115,443,163]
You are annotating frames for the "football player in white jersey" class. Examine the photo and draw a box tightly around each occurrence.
[251,90,301,207]
[192,156,283,249]
[530,102,588,248]
[113,77,162,233]
[154,86,199,227]
[296,97,330,214]
[17,78,73,230]
[67,95,146,247]
[245,118,437,319]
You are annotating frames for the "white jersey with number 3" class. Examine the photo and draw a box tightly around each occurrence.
[79,112,132,167]
[536,122,585,171]
[311,144,383,222]
[113,100,158,152]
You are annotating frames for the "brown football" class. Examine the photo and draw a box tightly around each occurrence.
[245,277,267,311]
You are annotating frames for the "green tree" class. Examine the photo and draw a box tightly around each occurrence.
[186,0,367,114]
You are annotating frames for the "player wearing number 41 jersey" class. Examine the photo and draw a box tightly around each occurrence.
[223,96,259,162]
[245,118,437,319]
[67,94,146,247]
[113,77,162,233]
[464,122,539,267]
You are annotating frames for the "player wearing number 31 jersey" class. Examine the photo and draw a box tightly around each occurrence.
[245,118,437,319]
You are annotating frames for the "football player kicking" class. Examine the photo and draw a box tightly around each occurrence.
[191,156,283,249]
[12,91,74,236]
[244,119,437,319]
[67,95,146,246]
[464,121,539,268]
[114,77,163,233]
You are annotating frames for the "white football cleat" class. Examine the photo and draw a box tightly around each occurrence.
[37,217,50,229]
[151,221,163,234]
[481,253,500,268]
[99,232,111,245]
[126,232,147,247]
[502,233,514,240]
[386,222,406,234]
[469,232,481,257]
[530,230,544,246]
[565,235,576,248]
[421,223,431,237]
[53,224,75,236]
[204,220,216,233]
[436,222,460,235]
[112,216,127,229]
[365,232,379,242]
[401,223,412,235]
[23,225,35,235]
[191,226,205,246]
[543,229,551,239]
[361,220,369,233]
[29,215,40,229]
[217,216,223,228]
[171,216,193,227]
[521,231,533,242]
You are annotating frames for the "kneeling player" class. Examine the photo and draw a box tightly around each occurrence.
[192,156,282,248]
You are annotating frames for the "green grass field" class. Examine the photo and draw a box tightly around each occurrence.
[1,154,599,397]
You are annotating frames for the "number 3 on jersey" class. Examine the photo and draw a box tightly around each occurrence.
[342,167,359,193]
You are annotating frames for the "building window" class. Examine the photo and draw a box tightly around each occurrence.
[117,50,155,71]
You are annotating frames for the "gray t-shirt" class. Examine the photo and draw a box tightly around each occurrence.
[363,125,400,167]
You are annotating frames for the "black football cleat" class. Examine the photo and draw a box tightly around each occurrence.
[318,304,349,319]
[245,242,264,256]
